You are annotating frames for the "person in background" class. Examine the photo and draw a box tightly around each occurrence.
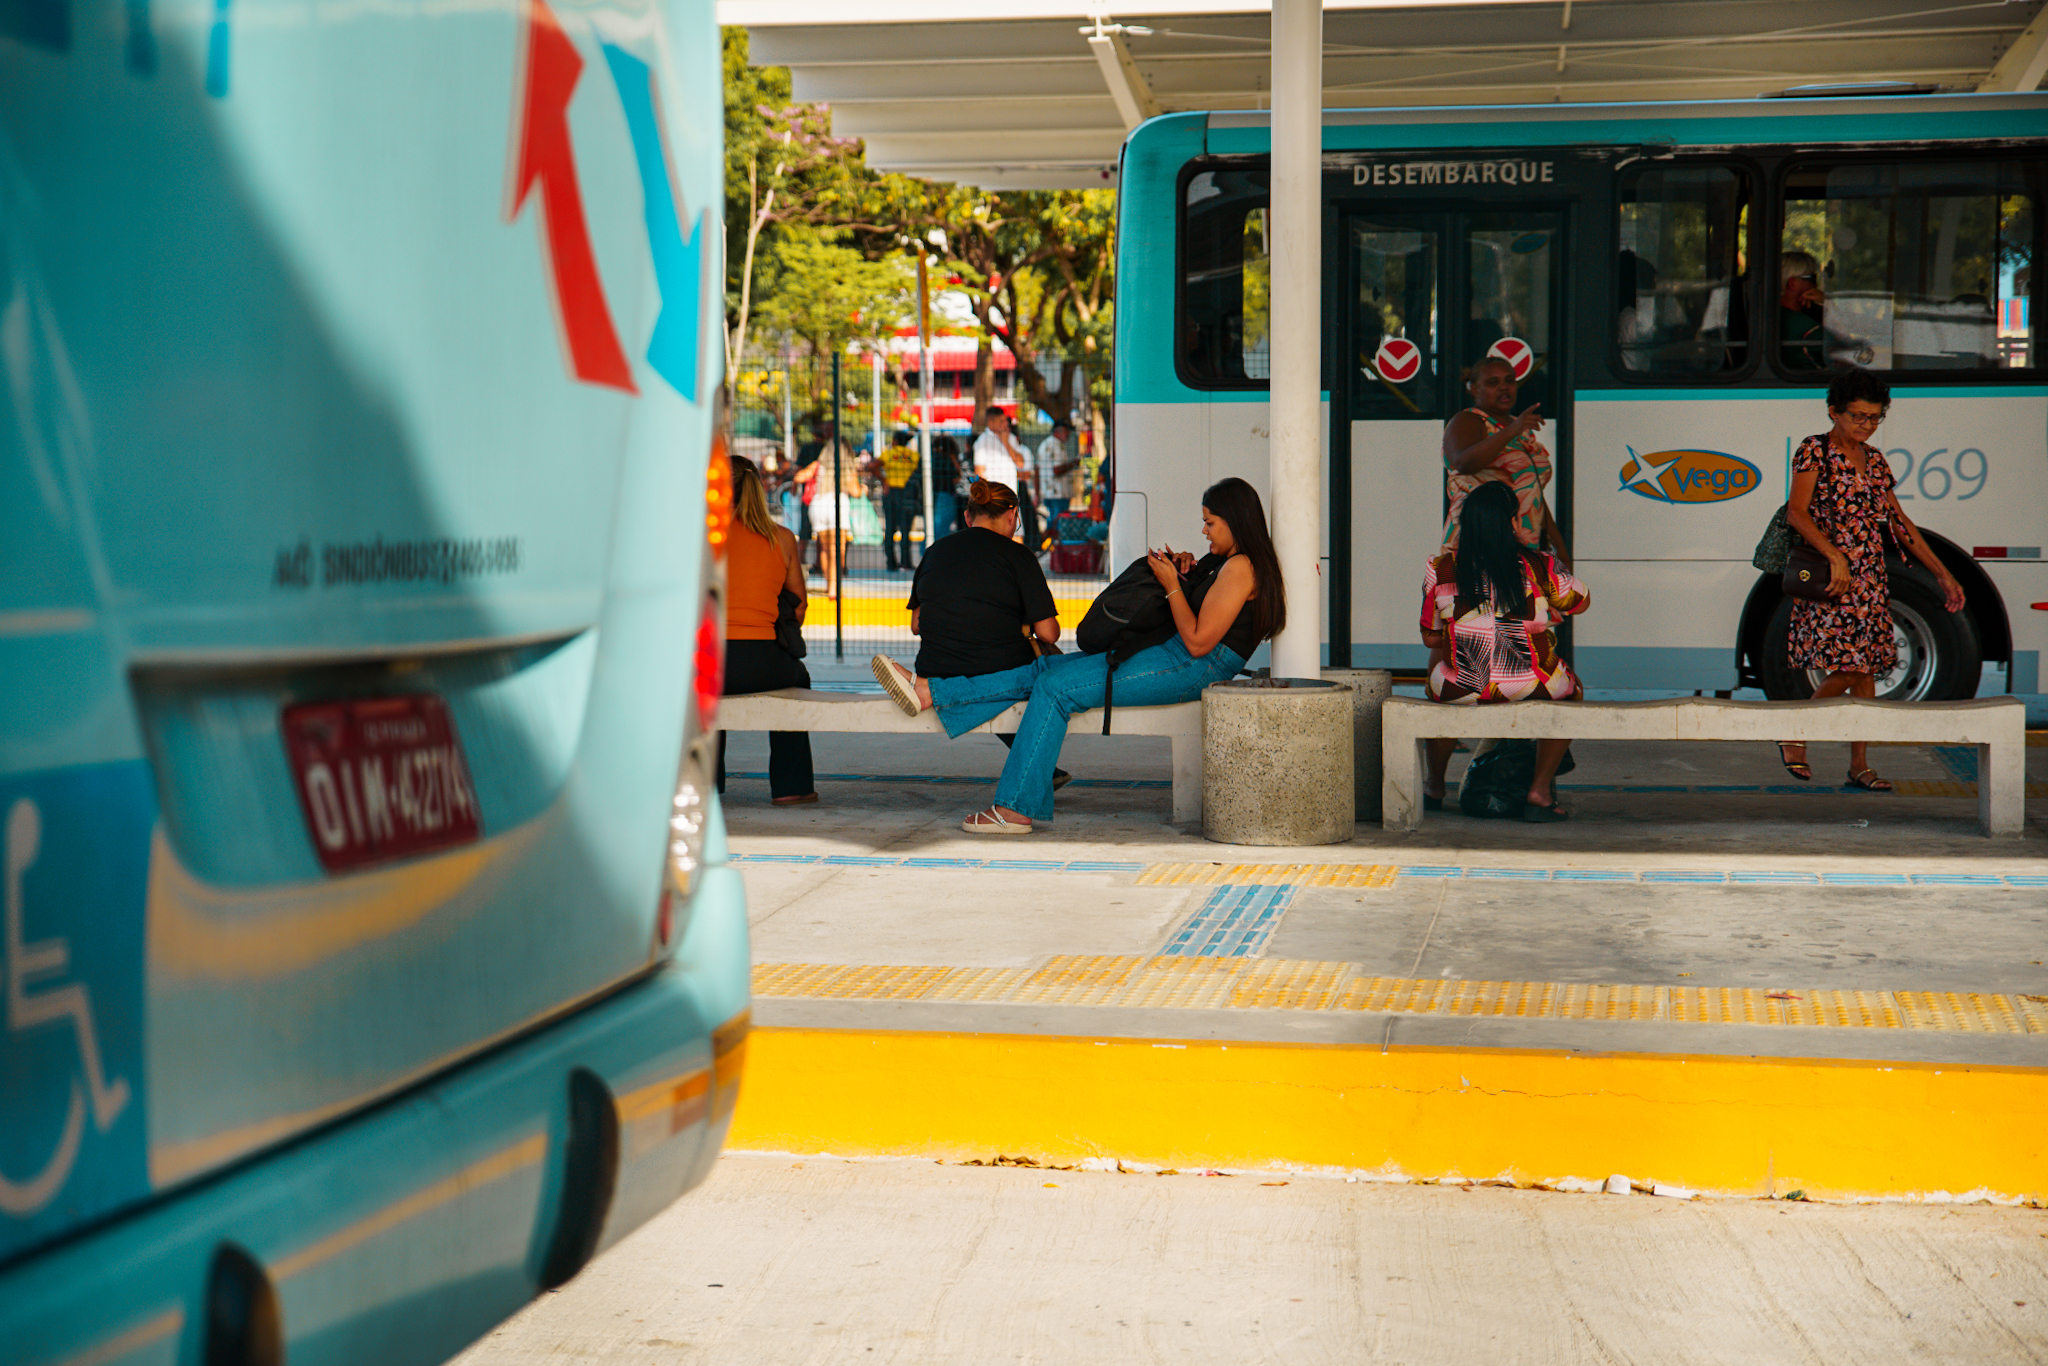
[1775,372,1966,791]
[874,477,1281,834]
[795,420,852,598]
[1440,356,1568,566]
[973,407,1037,548]
[1035,419,1081,526]
[1419,481,1590,822]
[1780,250,1827,371]
[925,434,964,557]
[878,428,921,571]
[717,455,816,806]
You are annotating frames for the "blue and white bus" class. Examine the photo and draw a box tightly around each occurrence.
[2,0,745,1356]
[1112,92,2047,701]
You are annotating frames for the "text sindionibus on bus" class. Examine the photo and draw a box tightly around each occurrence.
[1,0,747,1358]
[1114,92,2046,702]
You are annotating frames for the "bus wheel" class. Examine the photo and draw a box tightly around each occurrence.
[1759,570,1982,702]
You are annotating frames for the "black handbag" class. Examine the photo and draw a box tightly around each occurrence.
[1781,540,1836,601]
[773,587,807,659]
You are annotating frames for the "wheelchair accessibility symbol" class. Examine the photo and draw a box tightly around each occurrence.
[2,798,133,1216]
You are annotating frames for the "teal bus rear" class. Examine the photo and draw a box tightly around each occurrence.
[1,0,747,1357]
[1115,93,2047,702]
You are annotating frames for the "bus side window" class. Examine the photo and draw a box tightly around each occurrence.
[1181,169,1271,386]
[1778,159,2037,372]
[1616,164,1751,376]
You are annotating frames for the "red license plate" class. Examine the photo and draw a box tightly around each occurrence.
[282,694,481,873]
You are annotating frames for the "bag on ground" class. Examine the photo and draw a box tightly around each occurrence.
[1457,739,1576,819]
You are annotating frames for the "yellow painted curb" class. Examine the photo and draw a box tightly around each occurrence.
[728,1027,2048,1202]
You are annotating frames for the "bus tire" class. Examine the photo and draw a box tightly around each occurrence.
[1758,569,1982,702]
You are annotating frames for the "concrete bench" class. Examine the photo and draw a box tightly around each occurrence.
[719,689,1205,821]
[1381,696,2028,839]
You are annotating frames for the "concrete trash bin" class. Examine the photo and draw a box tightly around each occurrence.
[1323,667,1392,822]
[1201,678,1355,845]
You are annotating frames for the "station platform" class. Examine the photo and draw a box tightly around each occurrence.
[717,723,2048,1203]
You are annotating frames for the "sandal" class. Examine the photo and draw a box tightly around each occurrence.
[1522,798,1570,823]
[1423,793,1445,812]
[1777,742,1811,782]
[871,654,925,717]
[1052,769,1073,791]
[1845,768,1894,793]
[961,806,1032,835]
[771,792,819,806]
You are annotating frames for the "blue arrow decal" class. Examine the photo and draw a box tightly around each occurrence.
[601,43,702,403]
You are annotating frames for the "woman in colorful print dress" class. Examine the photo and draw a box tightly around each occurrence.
[1440,356,1570,565]
[1420,482,1591,822]
[1778,371,1967,791]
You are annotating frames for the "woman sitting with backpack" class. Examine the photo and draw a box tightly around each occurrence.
[1421,480,1591,822]
[873,477,1282,834]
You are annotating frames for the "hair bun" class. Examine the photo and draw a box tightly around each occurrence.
[969,480,993,505]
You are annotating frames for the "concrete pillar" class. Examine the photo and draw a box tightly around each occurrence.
[1267,0,1322,681]
[1202,678,1353,846]
[1324,667,1391,821]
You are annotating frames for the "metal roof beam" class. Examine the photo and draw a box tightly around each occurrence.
[1980,1,2048,92]
[1087,20,1163,128]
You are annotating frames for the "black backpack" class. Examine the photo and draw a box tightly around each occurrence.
[1457,740,1577,819]
[1075,555,1221,733]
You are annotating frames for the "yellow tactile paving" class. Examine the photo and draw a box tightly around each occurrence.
[753,959,2048,1035]
[1134,862,1398,888]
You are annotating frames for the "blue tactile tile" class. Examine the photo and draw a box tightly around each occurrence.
[737,853,824,864]
[900,857,988,868]
[2001,874,2048,887]
[820,855,905,866]
[1642,871,1727,884]
[1552,870,1638,882]
[1465,868,1552,880]
[1910,874,2006,886]
[1728,871,1822,884]
[1395,866,1465,878]
[1820,873,1911,886]
[981,860,1069,871]
[1160,884,1297,958]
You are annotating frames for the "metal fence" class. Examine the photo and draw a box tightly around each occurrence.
[729,349,1114,672]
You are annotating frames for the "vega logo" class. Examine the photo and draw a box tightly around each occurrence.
[1618,447,1762,504]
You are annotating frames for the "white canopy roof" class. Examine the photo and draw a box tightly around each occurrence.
[721,0,2048,188]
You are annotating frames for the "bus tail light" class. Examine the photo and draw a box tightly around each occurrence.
[693,595,723,734]
[706,427,733,560]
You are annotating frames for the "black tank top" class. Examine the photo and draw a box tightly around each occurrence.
[1185,553,1263,660]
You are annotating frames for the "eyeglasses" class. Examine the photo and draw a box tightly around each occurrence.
[1839,410,1886,427]
[1792,273,1819,283]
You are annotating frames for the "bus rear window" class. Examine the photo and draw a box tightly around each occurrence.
[1778,160,2036,372]
[1181,169,1270,386]
[1616,165,1751,375]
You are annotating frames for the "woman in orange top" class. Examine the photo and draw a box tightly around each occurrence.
[719,456,816,804]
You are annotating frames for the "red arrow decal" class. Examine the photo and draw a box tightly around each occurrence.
[509,0,636,393]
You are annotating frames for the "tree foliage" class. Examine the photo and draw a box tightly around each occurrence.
[723,28,1116,429]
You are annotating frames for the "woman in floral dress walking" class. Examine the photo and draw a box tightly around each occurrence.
[1779,371,1967,791]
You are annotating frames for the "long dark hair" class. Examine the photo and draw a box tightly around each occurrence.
[1201,477,1286,641]
[1455,482,1541,616]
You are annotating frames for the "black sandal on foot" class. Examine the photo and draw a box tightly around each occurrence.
[1522,798,1570,823]
[1777,742,1812,782]
[1845,768,1894,792]
[1423,793,1445,812]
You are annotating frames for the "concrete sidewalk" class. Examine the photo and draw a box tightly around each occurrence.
[716,723,2048,1201]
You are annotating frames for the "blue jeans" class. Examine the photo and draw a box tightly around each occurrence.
[926,637,1246,821]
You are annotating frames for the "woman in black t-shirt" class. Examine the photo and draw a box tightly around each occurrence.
[874,481,1064,743]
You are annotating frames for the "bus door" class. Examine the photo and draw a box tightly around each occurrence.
[1329,206,1567,666]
